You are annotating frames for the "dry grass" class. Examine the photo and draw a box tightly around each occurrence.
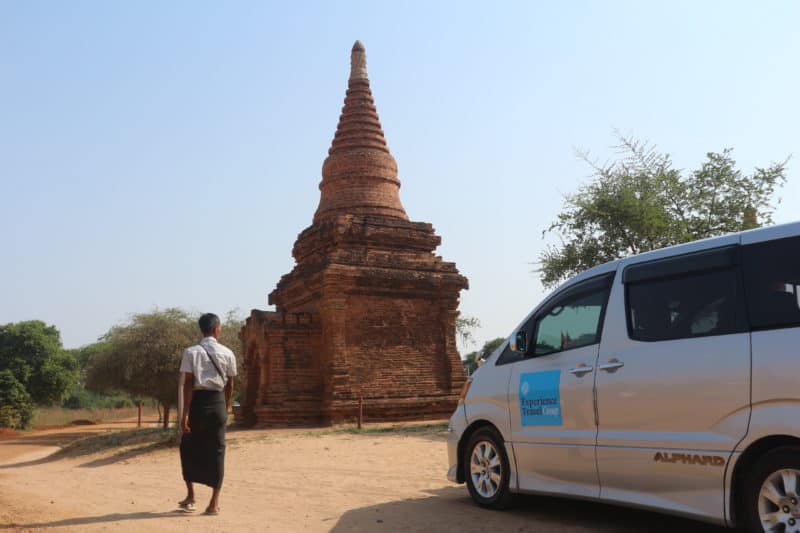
[32,406,160,427]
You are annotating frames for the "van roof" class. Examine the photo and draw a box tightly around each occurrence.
[553,220,800,291]
[621,219,800,268]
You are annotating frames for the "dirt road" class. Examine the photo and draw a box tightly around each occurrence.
[0,423,728,532]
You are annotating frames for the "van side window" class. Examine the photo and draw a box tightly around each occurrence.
[626,269,741,342]
[533,288,609,356]
[495,343,522,365]
[742,236,800,330]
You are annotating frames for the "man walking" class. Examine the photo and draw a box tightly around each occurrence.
[177,313,237,515]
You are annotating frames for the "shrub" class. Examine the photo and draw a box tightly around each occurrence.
[61,385,134,410]
[0,370,34,429]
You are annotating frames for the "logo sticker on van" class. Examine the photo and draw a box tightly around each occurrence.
[519,370,562,426]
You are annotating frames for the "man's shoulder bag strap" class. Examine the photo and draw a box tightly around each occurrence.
[198,345,226,381]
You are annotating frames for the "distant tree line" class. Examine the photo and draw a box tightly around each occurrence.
[0,309,243,430]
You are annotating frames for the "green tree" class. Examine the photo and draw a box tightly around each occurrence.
[455,316,481,354]
[0,370,34,429]
[85,309,196,429]
[68,340,112,372]
[539,136,788,288]
[0,320,78,407]
[61,340,134,410]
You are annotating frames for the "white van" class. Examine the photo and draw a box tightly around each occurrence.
[447,222,800,531]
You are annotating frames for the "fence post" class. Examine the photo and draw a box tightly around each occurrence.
[358,394,363,430]
[137,401,142,428]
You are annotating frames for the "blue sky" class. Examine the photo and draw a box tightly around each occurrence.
[2,1,798,350]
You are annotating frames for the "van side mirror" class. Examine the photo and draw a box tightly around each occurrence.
[512,331,527,354]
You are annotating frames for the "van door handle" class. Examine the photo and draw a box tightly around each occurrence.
[599,358,624,372]
[569,364,594,376]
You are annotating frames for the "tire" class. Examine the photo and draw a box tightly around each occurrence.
[739,446,800,532]
[463,426,514,509]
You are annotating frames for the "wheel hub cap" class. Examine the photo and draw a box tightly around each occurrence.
[759,468,800,532]
[470,440,502,499]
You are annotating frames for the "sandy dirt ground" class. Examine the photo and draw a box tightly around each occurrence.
[0,421,729,532]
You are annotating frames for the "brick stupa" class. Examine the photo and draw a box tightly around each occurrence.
[240,41,468,426]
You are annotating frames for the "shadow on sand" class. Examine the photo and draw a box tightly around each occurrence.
[0,429,175,469]
[1,426,253,469]
[330,487,729,533]
[0,510,191,530]
[0,431,103,448]
[76,441,173,468]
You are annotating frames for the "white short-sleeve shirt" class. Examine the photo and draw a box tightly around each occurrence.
[180,337,237,391]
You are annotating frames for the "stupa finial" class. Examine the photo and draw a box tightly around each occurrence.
[314,40,407,223]
[349,40,368,82]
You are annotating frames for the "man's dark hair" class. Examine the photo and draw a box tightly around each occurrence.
[199,313,220,335]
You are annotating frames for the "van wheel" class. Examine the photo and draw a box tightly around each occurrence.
[463,426,513,509]
[740,446,800,532]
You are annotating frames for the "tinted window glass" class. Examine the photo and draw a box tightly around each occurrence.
[534,289,608,356]
[742,236,800,330]
[623,246,738,284]
[627,269,741,341]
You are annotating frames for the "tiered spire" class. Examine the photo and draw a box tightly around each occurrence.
[313,41,408,222]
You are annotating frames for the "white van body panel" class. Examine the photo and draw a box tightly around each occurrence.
[509,343,600,499]
[596,263,750,451]
[595,256,749,525]
[737,327,800,446]
[735,220,800,450]
[463,363,513,440]
[463,360,520,490]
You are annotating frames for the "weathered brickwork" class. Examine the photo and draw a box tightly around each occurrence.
[240,41,468,426]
